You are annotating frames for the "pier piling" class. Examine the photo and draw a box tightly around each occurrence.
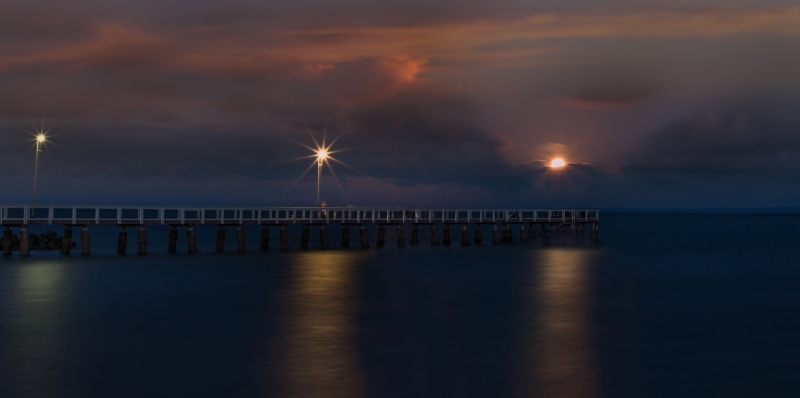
[260,226,269,251]
[81,225,90,256]
[341,225,350,248]
[442,224,451,246]
[62,225,73,254]
[2,226,11,256]
[20,227,30,257]
[397,225,405,248]
[360,225,370,249]
[460,224,471,246]
[116,226,127,254]
[216,226,225,252]
[280,225,289,251]
[377,225,385,247]
[493,224,500,245]
[542,225,551,246]
[236,225,246,252]
[473,225,482,245]
[520,224,528,245]
[431,224,440,246]
[502,223,512,243]
[138,226,147,255]
[591,222,598,242]
[410,224,419,246]
[168,226,178,253]
[320,226,330,249]
[301,225,310,249]
[187,225,197,253]
[529,223,535,241]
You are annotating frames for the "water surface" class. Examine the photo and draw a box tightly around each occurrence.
[1,214,799,397]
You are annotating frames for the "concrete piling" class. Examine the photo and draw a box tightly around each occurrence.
[280,225,289,251]
[431,224,440,246]
[502,224,512,243]
[116,226,127,254]
[520,224,528,245]
[591,222,599,242]
[341,225,350,248]
[397,225,405,248]
[529,223,536,240]
[187,225,197,253]
[320,226,330,249]
[377,225,385,247]
[62,225,73,255]
[260,226,270,251]
[442,224,451,246]
[138,226,147,255]
[460,224,471,246]
[542,225,551,246]
[236,225,246,252]
[360,225,370,249]
[410,224,419,246]
[216,226,226,252]
[2,226,11,256]
[473,225,482,245]
[493,224,500,245]
[20,227,30,257]
[81,225,90,256]
[168,226,178,253]
[301,225,310,249]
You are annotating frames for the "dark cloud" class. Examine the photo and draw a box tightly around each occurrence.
[2,0,800,207]
[626,101,800,173]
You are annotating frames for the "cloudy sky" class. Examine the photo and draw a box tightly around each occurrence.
[1,0,799,208]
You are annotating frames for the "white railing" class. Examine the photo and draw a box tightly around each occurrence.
[0,205,599,225]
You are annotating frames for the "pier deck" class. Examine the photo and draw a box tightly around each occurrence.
[2,205,599,256]
[1,205,598,226]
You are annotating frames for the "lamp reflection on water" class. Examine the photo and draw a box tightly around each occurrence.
[4,262,70,394]
[520,248,596,397]
[279,251,365,398]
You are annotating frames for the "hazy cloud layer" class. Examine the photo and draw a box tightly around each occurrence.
[2,0,800,207]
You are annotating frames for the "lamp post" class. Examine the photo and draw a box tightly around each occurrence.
[317,149,327,206]
[32,133,46,204]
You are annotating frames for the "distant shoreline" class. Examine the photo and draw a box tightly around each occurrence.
[601,208,800,214]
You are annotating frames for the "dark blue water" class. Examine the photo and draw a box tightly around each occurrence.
[1,214,799,397]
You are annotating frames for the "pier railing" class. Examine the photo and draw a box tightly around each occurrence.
[0,205,598,225]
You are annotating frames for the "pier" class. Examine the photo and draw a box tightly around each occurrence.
[1,205,599,256]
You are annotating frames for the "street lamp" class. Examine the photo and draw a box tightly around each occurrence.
[32,133,46,204]
[316,149,328,206]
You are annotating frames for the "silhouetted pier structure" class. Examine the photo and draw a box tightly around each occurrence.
[1,205,599,257]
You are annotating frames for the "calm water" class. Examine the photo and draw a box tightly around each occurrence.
[1,214,799,397]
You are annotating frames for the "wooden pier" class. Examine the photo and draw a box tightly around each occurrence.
[1,205,599,256]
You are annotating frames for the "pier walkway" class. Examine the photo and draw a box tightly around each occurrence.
[1,205,599,256]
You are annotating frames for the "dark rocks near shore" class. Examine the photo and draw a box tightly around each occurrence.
[9,230,76,251]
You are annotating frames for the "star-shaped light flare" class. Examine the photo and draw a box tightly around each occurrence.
[288,125,360,206]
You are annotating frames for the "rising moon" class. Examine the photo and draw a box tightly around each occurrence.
[550,158,566,168]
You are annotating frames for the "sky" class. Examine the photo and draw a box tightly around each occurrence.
[1,0,799,208]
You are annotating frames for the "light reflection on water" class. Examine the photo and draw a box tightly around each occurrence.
[3,262,70,395]
[278,251,365,398]
[537,249,596,397]
[520,248,597,397]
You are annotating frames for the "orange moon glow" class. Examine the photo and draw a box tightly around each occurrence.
[550,158,566,168]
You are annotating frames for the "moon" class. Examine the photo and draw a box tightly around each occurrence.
[549,158,566,168]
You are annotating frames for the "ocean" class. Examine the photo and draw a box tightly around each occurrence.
[1,213,799,397]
